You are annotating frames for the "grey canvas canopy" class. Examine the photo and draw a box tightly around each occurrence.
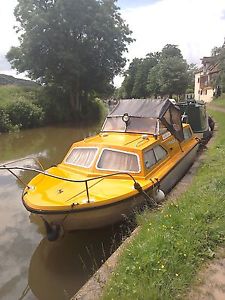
[102,99,184,142]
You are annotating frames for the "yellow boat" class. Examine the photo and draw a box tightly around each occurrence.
[1,99,199,240]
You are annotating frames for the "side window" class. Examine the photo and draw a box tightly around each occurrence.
[154,145,167,161]
[144,149,157,169]
[183,128,192,140]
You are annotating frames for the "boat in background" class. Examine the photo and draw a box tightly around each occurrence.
[177,99,215,141]
[0,99,199,240]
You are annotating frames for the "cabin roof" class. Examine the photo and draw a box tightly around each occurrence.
[77,132,158,151]
[105,98,184,142]
[109,99,172,118]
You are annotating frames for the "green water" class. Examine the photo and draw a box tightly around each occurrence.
[0,125,131,300]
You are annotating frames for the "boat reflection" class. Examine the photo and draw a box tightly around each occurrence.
[27,220,135,300]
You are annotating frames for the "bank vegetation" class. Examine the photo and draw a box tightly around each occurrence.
[103,108,225,299]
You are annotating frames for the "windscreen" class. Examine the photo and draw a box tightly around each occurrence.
[65,148,97,168]
[103,117,125,132]
[102,117,157,134]
[97,149,140,173]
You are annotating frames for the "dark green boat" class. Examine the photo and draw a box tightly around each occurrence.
[177,99,214,141]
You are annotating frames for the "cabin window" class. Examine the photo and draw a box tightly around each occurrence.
[144,149,157,169]
[183,128,192,140]
[154,145,167,161]
[97,149,140,173]
[65,147,98,168]
[144,145,167,170]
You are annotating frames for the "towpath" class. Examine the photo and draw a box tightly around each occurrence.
[189,103,225,300]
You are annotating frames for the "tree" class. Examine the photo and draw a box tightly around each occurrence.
[210,40,225,93]
[120,52,160,98]
[7,0,133,116]
[187,63,198,92]
[147,44,188,98]
[122,58,142,98]
[147,64,161,98]
[131,53,159,98]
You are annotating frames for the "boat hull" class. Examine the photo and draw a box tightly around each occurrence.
[31,143,199,231]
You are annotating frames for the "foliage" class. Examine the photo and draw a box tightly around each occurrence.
[0,86,45,132]
[132,53,160,98]
[209,41,225,93]
[7,0,133,116]
[6,99,44,129]
[103,108,225,299]
[147,45,188,98]
[119,44,189,99]
[0,108,15,132]
[0,85,45,132]
[187,63,198,92]
[0,85,40,106]
[118,58,142,98]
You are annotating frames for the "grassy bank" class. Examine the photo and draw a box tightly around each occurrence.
[212,94,225,107]
[0,85,39,105]
[103,109,225,300]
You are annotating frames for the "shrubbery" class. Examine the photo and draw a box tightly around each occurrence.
[0,85,106,133]
[6,99,44,128]
[0,108,14,132]
[0,99,44,132]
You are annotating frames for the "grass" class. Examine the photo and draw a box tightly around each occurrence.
[103,109,225,300]
[211,94,225,107]
[0,85,40,106]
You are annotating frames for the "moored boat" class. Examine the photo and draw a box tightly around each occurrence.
[177,99,215,141]
[1,99,199,240]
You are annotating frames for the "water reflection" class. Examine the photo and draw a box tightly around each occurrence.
[28,224,131,300]
[0,124,135,299]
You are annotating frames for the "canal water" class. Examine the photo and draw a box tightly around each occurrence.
[0,125,134,300]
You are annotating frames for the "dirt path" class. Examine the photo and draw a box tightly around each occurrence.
[189,250,225,300]
[189,104,225,300]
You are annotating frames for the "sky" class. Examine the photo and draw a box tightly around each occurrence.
[1,0,225,86]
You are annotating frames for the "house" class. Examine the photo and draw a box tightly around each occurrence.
[194,56,220,102]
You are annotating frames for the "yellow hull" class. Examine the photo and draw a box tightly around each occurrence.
[26,143,198,231]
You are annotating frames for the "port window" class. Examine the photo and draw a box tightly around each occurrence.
[65,147,98,168]
[154,145,167,161]
[144,149,157,169]
[97,149,140,173]
[183,128,192,140]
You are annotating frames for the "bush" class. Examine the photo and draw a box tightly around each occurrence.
[0,108,13,132]
[80,97,107,123]
[5,99,45,129]
[37,86,72,124]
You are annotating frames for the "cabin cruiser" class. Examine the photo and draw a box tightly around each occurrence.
[0,99,199,240]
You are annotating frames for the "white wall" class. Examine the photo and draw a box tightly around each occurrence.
[199,89,214,102]
[194,72,201,100]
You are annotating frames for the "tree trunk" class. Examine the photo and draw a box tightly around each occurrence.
[70,79,81,115]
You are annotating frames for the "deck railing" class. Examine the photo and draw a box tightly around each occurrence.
[0,158,139,204]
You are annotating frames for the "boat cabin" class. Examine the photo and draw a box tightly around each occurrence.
[60,100,196,178]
